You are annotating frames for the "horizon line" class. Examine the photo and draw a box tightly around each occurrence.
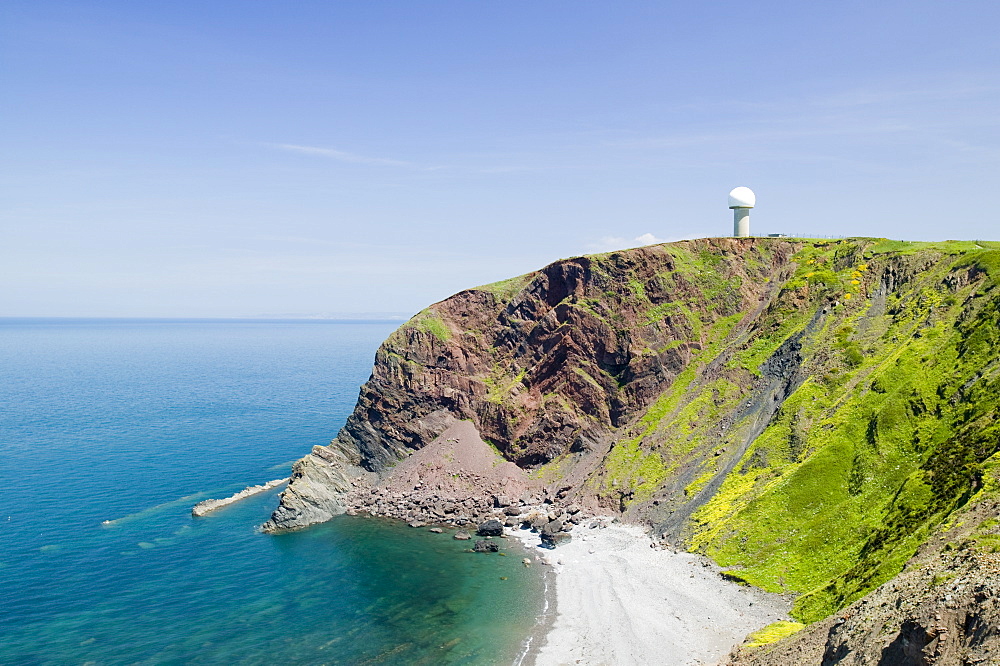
[0,315,412,323]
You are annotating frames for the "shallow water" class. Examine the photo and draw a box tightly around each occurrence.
[0,319,544,665]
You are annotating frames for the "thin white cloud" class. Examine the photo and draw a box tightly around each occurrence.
[610,77,1000,155]
[612,121,914,150]
[634,232,667,245]
[589,233,674,252]
[815,81,999,109]
[594,236,628,249]
[271,143,412,167]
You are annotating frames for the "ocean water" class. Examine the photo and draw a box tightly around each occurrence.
[0,319,545,665]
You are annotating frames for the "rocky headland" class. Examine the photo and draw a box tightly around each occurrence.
[264,237,1000,664]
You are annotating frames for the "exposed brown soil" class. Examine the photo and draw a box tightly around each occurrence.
[344,419,542,525]
[339,419,590,541]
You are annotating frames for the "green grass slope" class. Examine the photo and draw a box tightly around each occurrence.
[588,238,1000,622]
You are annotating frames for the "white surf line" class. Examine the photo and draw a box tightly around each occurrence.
[511,527,558,666]
[513,569,554,666]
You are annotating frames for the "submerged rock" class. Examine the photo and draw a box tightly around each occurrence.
[473,540,500,553]
[453,531,472,540]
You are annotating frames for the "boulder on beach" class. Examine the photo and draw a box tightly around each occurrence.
[541,532,571,547]
[544,518,565,533]
[477,519,504,537]
[541,522,572,547]
[529,514,549,531]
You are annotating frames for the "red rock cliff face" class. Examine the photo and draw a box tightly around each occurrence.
[343,238,799,468]
[264,237,802,531]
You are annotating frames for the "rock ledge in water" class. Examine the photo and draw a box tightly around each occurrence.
[192,479,289,517]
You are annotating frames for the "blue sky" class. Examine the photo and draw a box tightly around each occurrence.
[3,1,998,317]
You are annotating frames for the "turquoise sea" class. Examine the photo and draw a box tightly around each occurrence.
[0,319,545,665]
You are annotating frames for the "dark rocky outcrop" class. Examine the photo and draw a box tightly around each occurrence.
[477,519,504,537]
[261,441,374,532]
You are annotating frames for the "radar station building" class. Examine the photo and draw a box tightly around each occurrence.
[728,187,755,238]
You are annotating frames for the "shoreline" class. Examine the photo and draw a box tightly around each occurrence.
[509,519,791,666]
[512,539,557,666]
[272,419,789,664]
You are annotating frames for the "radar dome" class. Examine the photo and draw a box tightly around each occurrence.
[728,186,756,208]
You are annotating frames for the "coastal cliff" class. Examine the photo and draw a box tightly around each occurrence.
[264,236,798,530]
[264,237,1000,659]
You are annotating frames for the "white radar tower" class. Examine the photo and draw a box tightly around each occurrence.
[728,187,755,238]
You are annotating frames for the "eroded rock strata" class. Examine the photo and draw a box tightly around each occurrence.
[265,237,799,531]
[264,237,1000,661]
